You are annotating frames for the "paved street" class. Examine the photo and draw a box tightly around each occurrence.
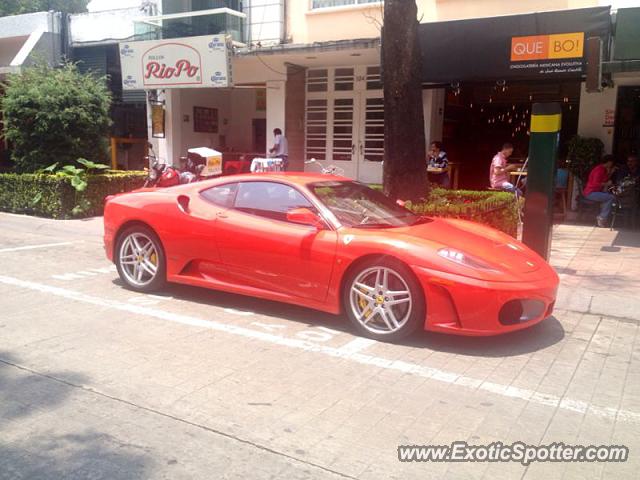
[1,212,639,479]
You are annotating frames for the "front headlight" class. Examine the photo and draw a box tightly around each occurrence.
[437,248,498,271]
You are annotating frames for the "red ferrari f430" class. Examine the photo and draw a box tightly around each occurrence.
[104,173,559,341]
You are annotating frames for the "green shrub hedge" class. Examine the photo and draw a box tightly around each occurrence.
[405,188,519,237]
[0,171,146,219]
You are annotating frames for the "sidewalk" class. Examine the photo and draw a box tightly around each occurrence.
[551,224,640,322]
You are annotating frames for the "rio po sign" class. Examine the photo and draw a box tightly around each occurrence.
[119,34,232,90]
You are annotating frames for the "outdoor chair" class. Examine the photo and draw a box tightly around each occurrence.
[610,185,639,230]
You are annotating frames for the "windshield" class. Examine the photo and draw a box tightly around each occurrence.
[310,181,427,228]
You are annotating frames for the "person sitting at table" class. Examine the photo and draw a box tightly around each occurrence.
[583,154,616,228]
[613,154,639,185]
[427,141,450,188]
[489,143,522,195]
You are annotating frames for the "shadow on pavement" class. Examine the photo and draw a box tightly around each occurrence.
[400,316,565,357]
[612,229,640,248]
[111,280,565,357]
[113,278,353,334]
[0,351,153,480]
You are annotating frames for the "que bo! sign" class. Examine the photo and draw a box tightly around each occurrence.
[510,32,584,62]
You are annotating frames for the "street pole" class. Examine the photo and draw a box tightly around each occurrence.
[522,103,561,260]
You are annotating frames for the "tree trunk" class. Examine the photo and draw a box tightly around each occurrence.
[382,0,428,201]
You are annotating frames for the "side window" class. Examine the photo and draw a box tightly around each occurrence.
[234,181,313,222]
[200,183,238,208]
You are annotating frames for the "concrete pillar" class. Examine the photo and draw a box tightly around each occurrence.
[147,89,183,166]
[266,80,286,153]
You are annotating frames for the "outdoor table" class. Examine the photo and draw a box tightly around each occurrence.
[250,157,284,173]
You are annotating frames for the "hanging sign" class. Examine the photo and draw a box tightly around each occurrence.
[119,34,233,90]
[418,6,611,83]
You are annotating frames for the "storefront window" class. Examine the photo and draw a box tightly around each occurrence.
[334,68,354,91]
[306,99,328,161]
[366,66,382,90]
[311,0,381,9]
[307,69,328,92]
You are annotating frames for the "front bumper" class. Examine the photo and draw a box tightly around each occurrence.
[413,265,559,336]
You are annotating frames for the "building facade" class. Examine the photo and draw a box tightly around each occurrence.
[2,1,638,186]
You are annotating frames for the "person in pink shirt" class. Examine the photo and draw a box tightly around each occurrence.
[583,155,616,227]
[490,143,521,195]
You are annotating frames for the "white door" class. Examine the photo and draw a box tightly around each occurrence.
[356,91,384,184]
[305,66,384,184]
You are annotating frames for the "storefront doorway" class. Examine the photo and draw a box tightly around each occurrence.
[614,86,640,160]
[305,65,384,183]
[441,80,581,189]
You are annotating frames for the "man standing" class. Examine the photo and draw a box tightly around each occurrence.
[269,128,289,171]
[490,143,521,194]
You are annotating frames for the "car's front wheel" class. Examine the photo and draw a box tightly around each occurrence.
[115,225,166,292]
[343,258,425,342]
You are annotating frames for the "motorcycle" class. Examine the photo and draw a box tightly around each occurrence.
[143,145,208,188]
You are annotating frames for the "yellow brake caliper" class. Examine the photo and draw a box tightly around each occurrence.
[358,287,372,320]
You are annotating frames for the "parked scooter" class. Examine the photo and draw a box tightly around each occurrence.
[143,144,207,188]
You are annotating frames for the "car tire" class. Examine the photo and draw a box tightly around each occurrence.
[115,225,166,293]
[343,257,425,342]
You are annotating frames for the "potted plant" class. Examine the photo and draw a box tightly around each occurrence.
[566,135,605,185]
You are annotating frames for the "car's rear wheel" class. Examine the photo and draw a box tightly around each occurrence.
[115,226,166,292]
[343,258,425,342]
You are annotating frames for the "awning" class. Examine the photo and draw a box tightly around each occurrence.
[613,7,640,61]
[418,6,611,84]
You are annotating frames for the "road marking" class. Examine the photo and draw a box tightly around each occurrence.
[52,266,116,281]
[0,241,77,253]
[0,273,638,425]
[337,337,377,355]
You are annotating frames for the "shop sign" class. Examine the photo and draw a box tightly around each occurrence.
[418,6,611,83]
[509,32,585,76]
[119,34,232,90]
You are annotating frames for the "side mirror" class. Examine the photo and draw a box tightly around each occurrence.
[177,195,190,213]
[286,207,324,229]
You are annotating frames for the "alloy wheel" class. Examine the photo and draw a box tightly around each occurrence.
[118,232,159,288]
[349,266,413,335]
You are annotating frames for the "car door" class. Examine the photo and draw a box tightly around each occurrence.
[168,182,238,280]
[214,180,338,301]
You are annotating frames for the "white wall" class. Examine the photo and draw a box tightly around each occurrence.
[422,88,445,149]
[577,74,640,154]
[227,88,266,152]
[577,82,618,153]
[178,88,231,155]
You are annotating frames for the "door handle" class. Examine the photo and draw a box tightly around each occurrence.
[359,143,364,156]
[351,144,355,155]
[216,211,228,219]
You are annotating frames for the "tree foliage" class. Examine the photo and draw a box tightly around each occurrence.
[0,0,88,17]
[382,0,428,201]
[1,62,112,173]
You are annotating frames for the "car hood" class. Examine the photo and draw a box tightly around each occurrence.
[391,217,544,275]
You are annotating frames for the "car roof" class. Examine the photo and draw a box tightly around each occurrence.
[188,171,352,190]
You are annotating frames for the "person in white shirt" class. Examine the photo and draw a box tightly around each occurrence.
[269,128,289,171]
